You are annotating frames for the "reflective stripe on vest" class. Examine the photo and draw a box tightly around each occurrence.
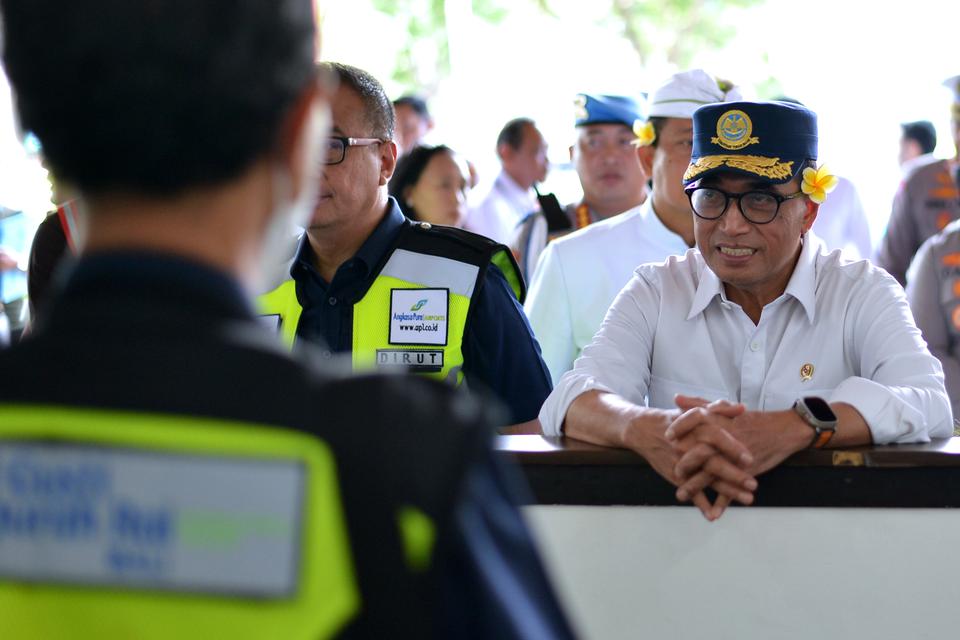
[491,247,524,302]
[0,405,358,640]
[258,280,302,349]
[352,249,478,385]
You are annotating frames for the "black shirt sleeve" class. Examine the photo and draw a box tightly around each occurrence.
[462,264,553,424]
[27,213,69,321]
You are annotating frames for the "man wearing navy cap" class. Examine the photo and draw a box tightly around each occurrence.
[526,71,739,383]
[539,101,952,520]
[510,93,647,280]
[877,75,960,285]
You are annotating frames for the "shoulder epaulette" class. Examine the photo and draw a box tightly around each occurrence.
[400,220,504,265]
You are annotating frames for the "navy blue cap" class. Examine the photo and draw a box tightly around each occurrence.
[573,94,643,128]
[683,101,818,186]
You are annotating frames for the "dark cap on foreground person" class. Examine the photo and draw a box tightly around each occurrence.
[683,101,818,187]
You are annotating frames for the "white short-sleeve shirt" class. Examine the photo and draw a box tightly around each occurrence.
[539,236,953,444]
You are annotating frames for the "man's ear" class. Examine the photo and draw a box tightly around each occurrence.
[568,144,575,162]
[379,140,398,186]
[637,144,655,177]
[801,199,819,234]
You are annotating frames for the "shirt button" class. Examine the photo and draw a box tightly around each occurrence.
[328,296,338,306]
[750,342,761,352]
[321,350,332,359]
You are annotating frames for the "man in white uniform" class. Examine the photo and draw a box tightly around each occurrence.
[525,70,741,384]
[539,100,952,520]
[510,93,648,281]
[465,118,548,244]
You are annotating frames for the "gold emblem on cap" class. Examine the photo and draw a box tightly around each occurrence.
[573,95,588,121]
[800,363,814,381]
[712,109,760,151]
[683,154,794,182]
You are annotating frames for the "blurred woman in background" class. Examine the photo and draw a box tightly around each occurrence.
[390,144,471,228]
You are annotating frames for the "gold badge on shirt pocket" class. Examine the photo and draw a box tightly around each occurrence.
[800,363,814,382]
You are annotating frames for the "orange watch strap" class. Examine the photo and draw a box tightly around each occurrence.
[811,428,834,449]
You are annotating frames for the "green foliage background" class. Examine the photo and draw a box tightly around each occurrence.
[372,0,765,93]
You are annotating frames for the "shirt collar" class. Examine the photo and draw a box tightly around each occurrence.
[291,197,407,283]
[58,250,254,319]
[782,233,819,323]
[495,170,536,211]
[640,196,681,241]
[686,233,819,322]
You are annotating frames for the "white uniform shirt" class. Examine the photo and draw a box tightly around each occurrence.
[540,236,953,444]
[524,197,690,384]
[810,176,872,260]
[464,171,537,244]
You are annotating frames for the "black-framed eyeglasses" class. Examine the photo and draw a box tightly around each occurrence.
[684,186,806,225]
[323,136,386,165]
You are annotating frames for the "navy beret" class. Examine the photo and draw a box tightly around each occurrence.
[573,93,643,128]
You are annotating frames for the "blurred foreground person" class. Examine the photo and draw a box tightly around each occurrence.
[0,1,573,638]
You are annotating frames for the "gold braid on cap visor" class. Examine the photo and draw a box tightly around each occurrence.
[683,155,796,182]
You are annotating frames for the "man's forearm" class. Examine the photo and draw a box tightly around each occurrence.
[563,389,674,452]
[826,402,873,447]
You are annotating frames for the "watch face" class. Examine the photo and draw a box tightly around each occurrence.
[803,396,836,422]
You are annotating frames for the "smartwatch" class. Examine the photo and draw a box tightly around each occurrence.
[793,396,837,449]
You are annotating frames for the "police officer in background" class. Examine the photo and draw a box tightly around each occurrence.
[0,2,573,638]
[876,75,960,285]
[899,120,938,170]
[259,62,552,431]
[510,93,648,280]
[906,220,960,418]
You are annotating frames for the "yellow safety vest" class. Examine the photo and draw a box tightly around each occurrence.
[0,406,360,640]
[0,406,438,637]
[258,223,524,386]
